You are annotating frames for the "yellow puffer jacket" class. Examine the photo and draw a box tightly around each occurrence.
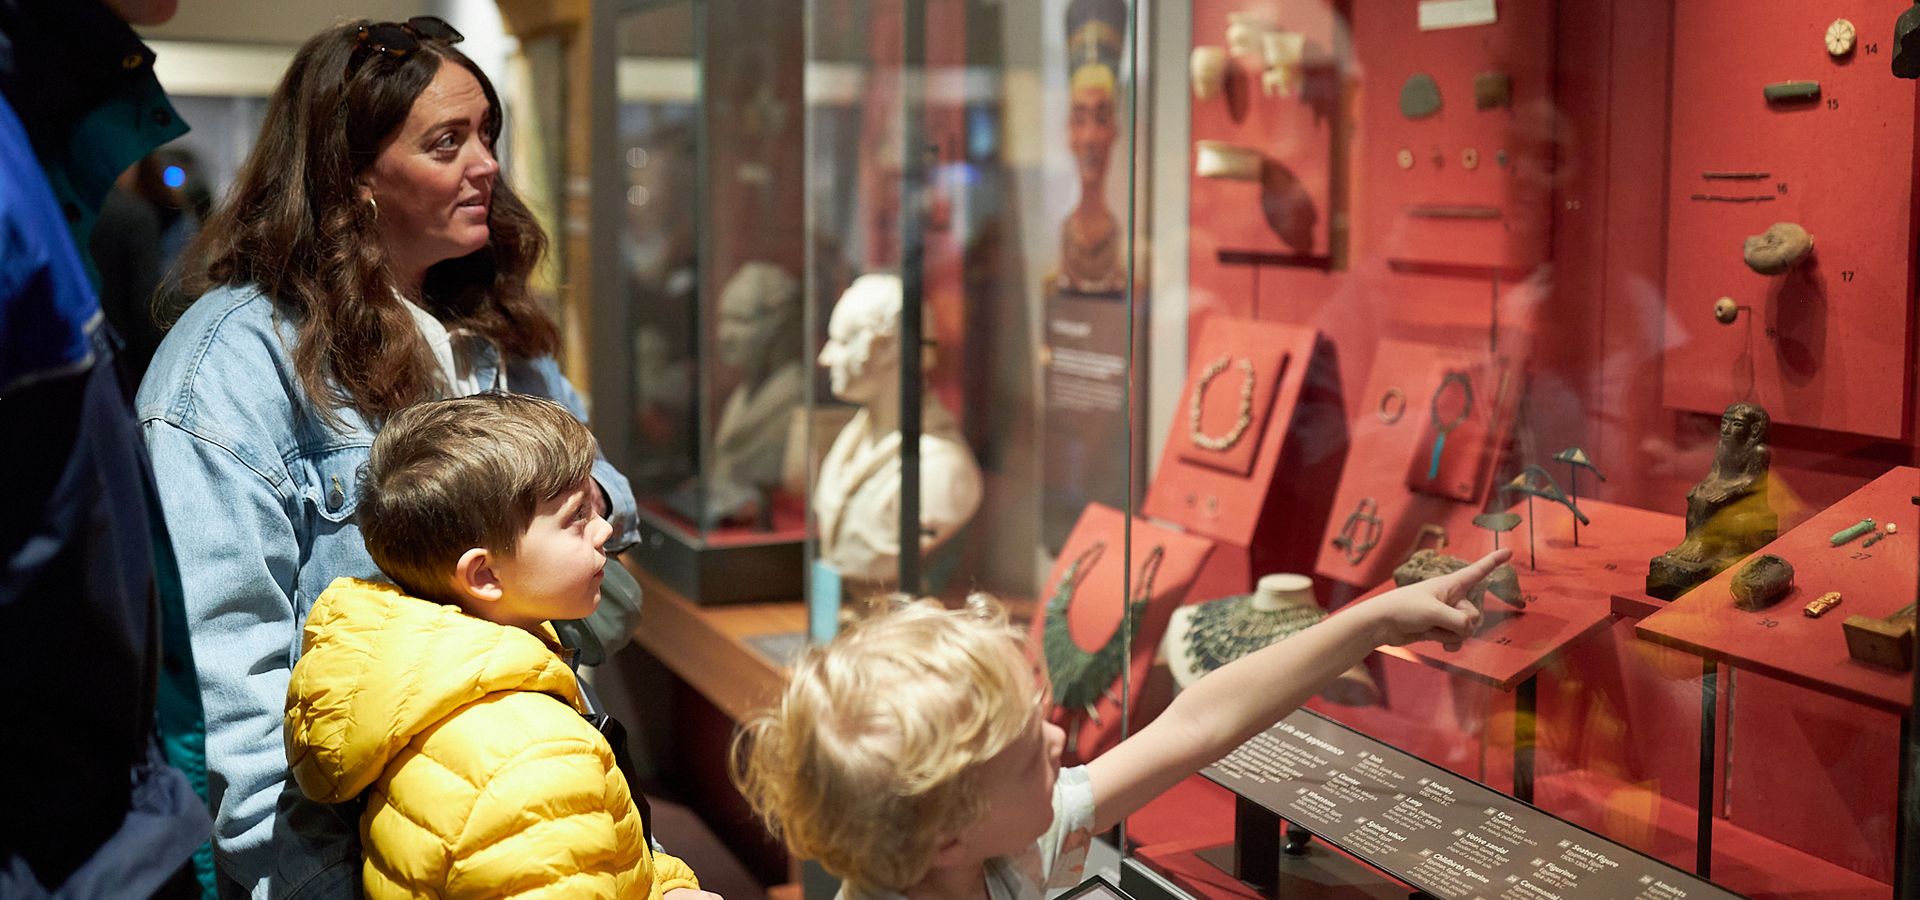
[285,578,700,899]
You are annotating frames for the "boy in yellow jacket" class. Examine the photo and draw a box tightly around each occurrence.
[285,393,709,899]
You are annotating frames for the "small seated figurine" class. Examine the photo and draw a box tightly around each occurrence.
[1647,402,1779,600]
[1394,549,1523,611]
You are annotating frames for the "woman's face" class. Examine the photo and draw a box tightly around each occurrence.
[1068,83,1116,187]
[362,63,499,285]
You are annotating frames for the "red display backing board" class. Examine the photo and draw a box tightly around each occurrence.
[1636,466,1919,714]
[1354,499,1682,690]
[1187,0,1348,265]
[1661,3,1919,439]
[1352,0,1555,273]
[1025,504,1231,764]
[1144,318,1318,549]
[1315,340,1524,590]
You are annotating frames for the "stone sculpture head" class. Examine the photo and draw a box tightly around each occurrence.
[1065,0,1126,192]
[717,261,801,372]
[1716,402,1769,459]
[817,274,903,405]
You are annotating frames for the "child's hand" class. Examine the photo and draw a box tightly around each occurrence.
[664,890,723,900]
[1362,549,1511,651]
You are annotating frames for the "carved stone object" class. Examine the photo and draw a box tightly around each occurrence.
[1831,517,1877,546]
[1190,46,1228,101]
[1761,80,1821,103]
[1742,222,1814,275]
[1896,3,1920,79]
[1394,549,1523,611]
[1646,403,1778,600]
[1473,71,1511,109]
[1826,19,1857,57]
[1226,12,1271,57]
[1400,73,1442,119]
[1195,141,1262,180]
[1730,554,1794,611]
[1260,31,1305,98]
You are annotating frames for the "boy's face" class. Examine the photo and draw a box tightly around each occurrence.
[489,476,611,628]
[947,665,1066,862]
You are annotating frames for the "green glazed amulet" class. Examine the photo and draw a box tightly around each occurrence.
[1831,517,1876,546]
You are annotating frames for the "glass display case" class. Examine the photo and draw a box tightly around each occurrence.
[796,0,1154,626]
[601,0,810,603]
[614,0,1920,897]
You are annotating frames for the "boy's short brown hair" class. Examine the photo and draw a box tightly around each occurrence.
[359,393,598,604]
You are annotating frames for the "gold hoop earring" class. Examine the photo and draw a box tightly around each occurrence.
[366,195,379,221]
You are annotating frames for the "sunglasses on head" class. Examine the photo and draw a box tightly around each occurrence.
[349,16,464,74]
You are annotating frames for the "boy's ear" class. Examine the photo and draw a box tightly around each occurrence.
[451,547,504,604]
[927,834,969,869]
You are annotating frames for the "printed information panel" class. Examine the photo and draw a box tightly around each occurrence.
[1204,710,1743,900]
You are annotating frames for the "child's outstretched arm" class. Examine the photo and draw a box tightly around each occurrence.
[1085,549,1510,832]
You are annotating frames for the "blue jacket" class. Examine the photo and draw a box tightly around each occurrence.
[137,284,640,899]
[0,2,210,895]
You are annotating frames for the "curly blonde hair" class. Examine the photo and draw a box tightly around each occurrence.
[731,597,1038,895]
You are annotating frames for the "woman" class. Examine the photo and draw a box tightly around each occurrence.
[137,20,638,898]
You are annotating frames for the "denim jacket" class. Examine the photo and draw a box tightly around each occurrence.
[136,284,639,899]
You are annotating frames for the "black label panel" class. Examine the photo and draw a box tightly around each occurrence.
[1204,710,1744,900]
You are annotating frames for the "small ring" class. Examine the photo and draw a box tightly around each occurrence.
[1378,388,1407,424]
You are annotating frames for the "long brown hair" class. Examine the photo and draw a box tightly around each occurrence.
[173,21,558,424]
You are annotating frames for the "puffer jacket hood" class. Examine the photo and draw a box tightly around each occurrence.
[286,578,584,803]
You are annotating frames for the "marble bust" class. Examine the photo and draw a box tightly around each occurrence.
[1646,402,1778,599]
[814,274,982,583]
[709,261,804,521]
[663,262,804,528]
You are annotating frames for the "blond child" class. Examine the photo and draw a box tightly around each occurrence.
[284,393,712,900]
[733,550,1509,900]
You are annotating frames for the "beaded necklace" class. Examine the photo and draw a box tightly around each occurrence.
[1182,593,1324,675]
[1189,355,1257,452]
[1043,543,1166,712]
